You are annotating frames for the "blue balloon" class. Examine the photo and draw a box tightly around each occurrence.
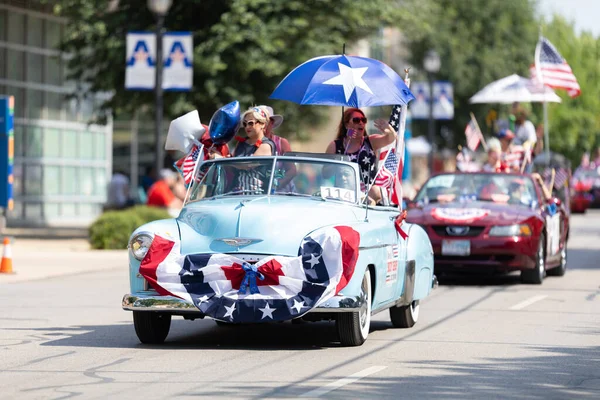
[209,100,241,145]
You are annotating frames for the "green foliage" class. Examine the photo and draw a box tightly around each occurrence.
[403,0,538,146]
[55,0,415,140]
[88,205,170,249]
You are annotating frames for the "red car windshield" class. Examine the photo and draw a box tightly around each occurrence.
[415,174,537,207]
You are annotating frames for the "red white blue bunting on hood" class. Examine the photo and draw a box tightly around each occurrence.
[139,226,359,323]
[431,207,489,223]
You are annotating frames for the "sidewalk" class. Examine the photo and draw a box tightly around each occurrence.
[0,236,129,284]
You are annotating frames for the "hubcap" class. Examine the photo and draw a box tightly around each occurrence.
[561,247,567,268]
[538,241,545,276]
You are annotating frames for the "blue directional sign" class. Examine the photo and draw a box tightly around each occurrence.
[409,81,454,120]
[0,96,14,211]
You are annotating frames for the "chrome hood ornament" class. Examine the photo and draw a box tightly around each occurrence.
[216,238,263,247]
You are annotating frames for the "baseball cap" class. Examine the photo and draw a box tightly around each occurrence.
[159,168,177,180]
[258,105,283,129]
[497,128,515,140]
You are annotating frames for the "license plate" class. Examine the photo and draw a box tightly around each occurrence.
[442,240,470,256]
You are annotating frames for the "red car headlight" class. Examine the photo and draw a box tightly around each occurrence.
[489,224,532,237]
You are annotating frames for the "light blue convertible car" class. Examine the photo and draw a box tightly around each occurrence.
[123,153,436,346]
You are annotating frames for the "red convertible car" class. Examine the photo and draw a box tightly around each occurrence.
[406,172,569,284]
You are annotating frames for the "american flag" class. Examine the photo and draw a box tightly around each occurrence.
[531,36,580,98]
[375,104,404,205]
[542,167,569,190]
[138,226,360,323]
[174,144,201,186]
[464,119,480,151]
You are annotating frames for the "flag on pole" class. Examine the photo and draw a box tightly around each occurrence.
[464,119,480,151]
[174,144,201,186]
[375,104,404,205]
[531,36,580,98]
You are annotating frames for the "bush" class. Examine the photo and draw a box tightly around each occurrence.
[88,205,171,250]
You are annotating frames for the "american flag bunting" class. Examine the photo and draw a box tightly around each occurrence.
[174,144,202,186]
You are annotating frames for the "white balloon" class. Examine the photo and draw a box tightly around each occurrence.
[165,110,206,153]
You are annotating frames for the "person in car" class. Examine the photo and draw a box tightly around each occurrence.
[233,107,276,157]
[325,108,396,204]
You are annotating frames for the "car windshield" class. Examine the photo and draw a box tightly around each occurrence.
[186,157,359,204]
[414,173,538,207]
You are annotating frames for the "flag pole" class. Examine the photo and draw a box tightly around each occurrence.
[534,31,551,165]
[469,112,488,151]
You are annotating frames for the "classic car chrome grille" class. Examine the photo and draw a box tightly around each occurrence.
[432,225,484,237]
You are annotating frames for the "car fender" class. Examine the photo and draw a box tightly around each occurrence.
[404,222,434,301]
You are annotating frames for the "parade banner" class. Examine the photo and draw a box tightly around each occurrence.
[409,81,454,120]
[0,96,14,211]
[125,32,193,91]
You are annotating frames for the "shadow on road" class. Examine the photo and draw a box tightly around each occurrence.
[31,318,348,350]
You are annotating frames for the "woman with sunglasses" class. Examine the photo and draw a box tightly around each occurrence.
[231,107,276,195]
[325,108,396,204]
[234,107,276,157]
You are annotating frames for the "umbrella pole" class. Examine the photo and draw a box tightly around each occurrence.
[341,42,346,133]
[543,100,550,165]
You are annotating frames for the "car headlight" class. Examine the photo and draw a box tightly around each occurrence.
[129,233,154,260]
[489,224,532,237]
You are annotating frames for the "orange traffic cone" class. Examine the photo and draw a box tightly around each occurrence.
[0,237,14,274]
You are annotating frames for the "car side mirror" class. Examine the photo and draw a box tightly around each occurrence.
[403,197,416,209]
[549,197,561,207]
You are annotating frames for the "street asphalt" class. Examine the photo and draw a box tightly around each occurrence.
[0,212,599,399]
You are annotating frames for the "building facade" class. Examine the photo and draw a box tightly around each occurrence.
[0,1,112,227]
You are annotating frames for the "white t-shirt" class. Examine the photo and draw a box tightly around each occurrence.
[514,120,537,145]
[107,173,129,207]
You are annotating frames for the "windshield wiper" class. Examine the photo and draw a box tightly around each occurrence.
[209,190,265,200]
[275,192,326,201]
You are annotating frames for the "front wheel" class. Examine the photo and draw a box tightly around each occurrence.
[336,269,371,346]
[521,234,545,284]
[133,311,171,344]
[389,300,420,328]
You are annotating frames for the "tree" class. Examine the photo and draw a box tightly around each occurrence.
[54,0,420,139]
[401,0,539,148]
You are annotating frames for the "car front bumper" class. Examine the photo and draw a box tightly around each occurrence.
[122,291,367,316]
[431,235,537,272]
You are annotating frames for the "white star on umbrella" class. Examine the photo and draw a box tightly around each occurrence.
[291,299,307,313]
[197,295,209,303]
[323,63,374,102]
[258,303,276,319]
[307,253,321,268]
[223,303,236,319]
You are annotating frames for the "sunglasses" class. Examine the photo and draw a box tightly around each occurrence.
[350,117,367,124]
[243,120,262,127]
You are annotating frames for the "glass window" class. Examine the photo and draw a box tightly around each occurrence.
[26,89,44,120]
[0,48,5,78]
[61,203,76,217]
[9,199,23,220]
[24,165,43,195]
[78,204,97,218]
[6,49,24,81]
[61,166,77,195]
[7,11,25,45]
[45,20,62,50]
[46,92,64,120]
[79,131,94,160]
[25,203,42,220]
[62,130,78,158]
[44,203,60,218]
[13,125,24,158]
[25,126,43,158]
[0,11,6,41]
[79,167,94,196]
[43,165,60,195]
[27,16,44,48]
[27,54,44,83]
[12,164,23,196]
[95,168,107,197]
[46,56,62,85]
[95,133,106,159]
[43,129,61,158]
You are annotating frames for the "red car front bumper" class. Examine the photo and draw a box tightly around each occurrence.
[426,228,538,273]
